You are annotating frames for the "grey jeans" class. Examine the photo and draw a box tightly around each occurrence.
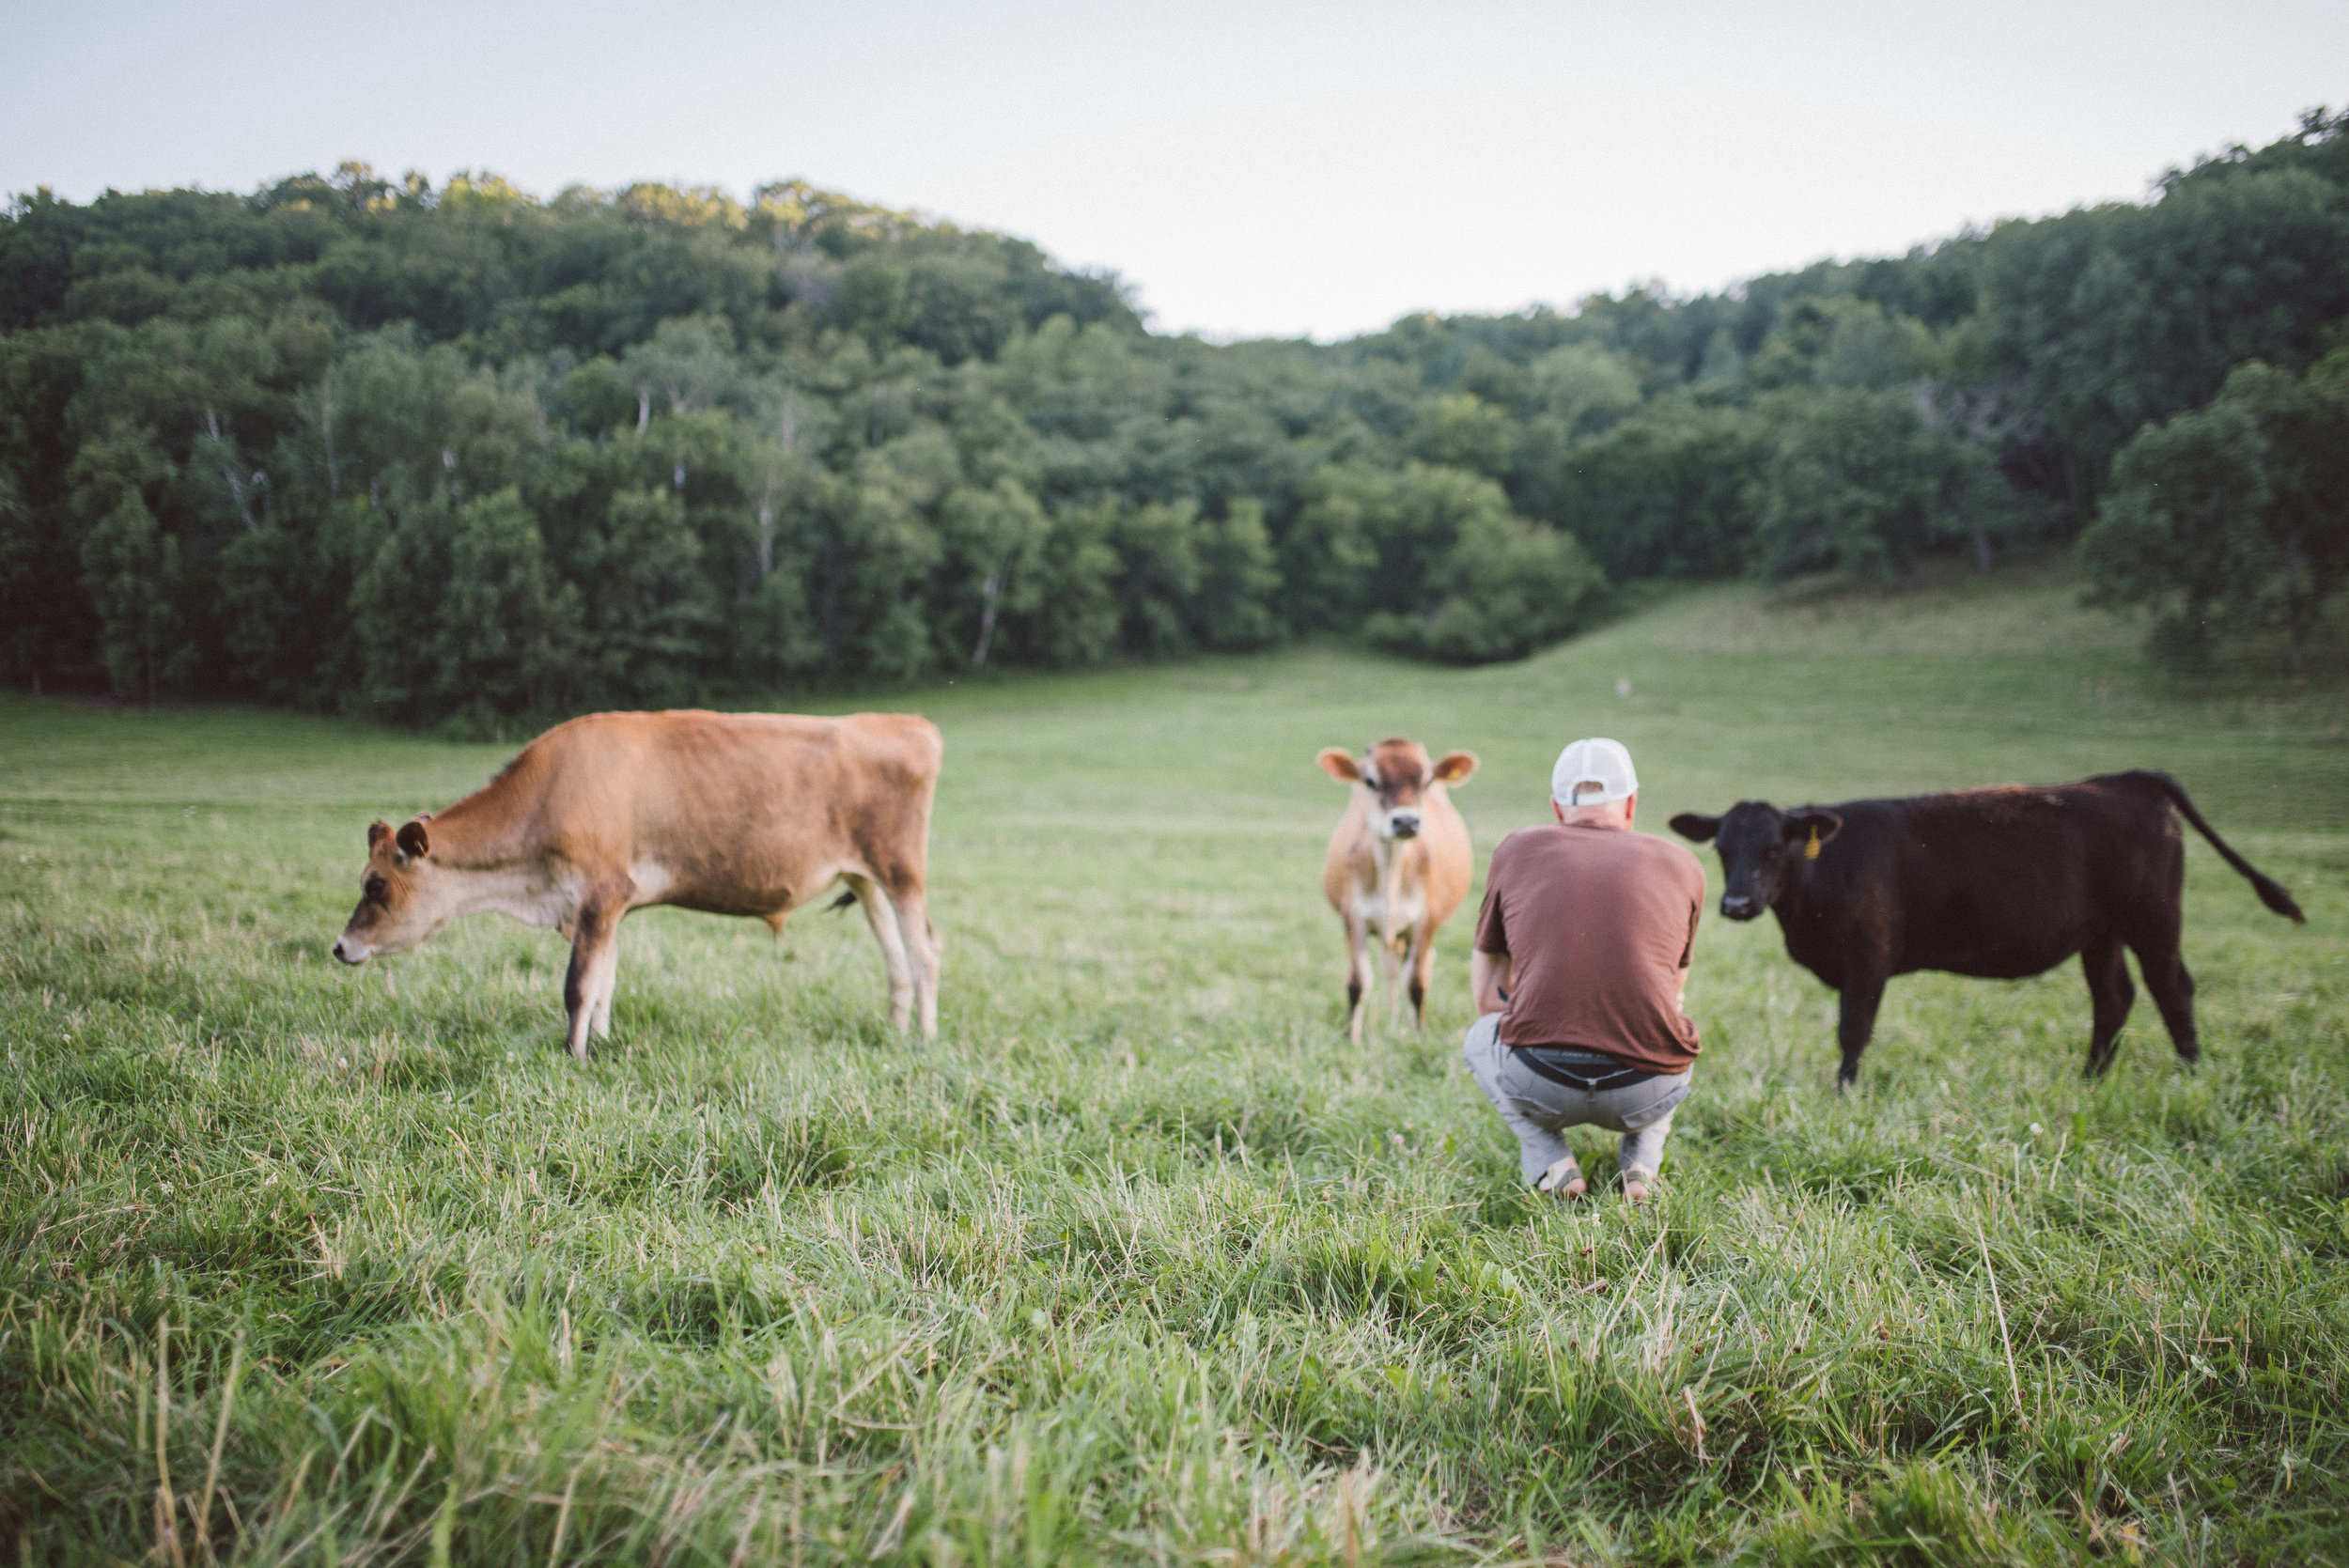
[1462,1012,1691,1187]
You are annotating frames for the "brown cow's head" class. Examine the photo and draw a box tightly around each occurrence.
[1670,801,1843,920]
[1318,737,1477,841]
[332,816,456,963]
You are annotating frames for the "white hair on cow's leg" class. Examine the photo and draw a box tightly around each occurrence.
[1402,920,1435,1031]
[847,874,916,1032]
[1346,912,1375,1044]
[887,882,940,1040]
[564,901,624,1059]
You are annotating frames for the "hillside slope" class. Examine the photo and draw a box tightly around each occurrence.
[1,574,2343,1563]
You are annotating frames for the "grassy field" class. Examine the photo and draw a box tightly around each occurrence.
[3,567,2345,1565]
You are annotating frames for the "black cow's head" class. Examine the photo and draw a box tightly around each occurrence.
[1669,801,1843,920]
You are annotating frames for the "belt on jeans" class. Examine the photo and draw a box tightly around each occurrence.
[1511,1046,1658,1094]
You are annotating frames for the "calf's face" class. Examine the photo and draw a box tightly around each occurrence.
[1669,801,1843,919]
[332,818,456,963]
[1318,739,1477,841]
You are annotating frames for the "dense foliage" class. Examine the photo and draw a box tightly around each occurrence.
[3,110,2345,720]
[2083,350,2349,672]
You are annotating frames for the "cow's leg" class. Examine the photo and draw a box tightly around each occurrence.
[2081,932,2136,1078]
[2116,888,2199,1068]
[1406,923,1436,1032]
[848,875,916,1032]
[888,880,940,1041]
[1344,917,1374,1044]
[2133,941,2199,1069]
[1381,932,1407,1031]
[564,895,625,1060]
[1835,973,1887,1090]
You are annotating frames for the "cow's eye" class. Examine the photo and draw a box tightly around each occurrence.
[364,876,387,898]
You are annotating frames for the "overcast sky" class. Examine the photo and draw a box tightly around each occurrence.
[4,0,2341,341]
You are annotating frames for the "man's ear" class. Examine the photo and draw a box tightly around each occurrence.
[1431,750,1478,785]
[395,819,431,860]
[1782,809,1843,847]
[1316,748,1361,783]
[367,819,392,851]
[1668,813,1720,843]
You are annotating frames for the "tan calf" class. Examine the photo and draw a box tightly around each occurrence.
[1317,737,1478,1041]
[333,709,942,1055]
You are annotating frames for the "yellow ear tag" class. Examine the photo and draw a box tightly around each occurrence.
[1804,825,1822,860]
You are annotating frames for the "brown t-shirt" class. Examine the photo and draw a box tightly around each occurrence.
[1472,822,1705,1073]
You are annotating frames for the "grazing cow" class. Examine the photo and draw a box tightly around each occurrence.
[1318,737,1479,1041]
[333,710,943,1055]
[1669,771,2303,1086]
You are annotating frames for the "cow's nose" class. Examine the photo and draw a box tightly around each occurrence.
[1719,894,1757,920]
[332,938,357,964]
[1390,813,1421,839]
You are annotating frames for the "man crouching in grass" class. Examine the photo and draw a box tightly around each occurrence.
[1463,738,1705,1203]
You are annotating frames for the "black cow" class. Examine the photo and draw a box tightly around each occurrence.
[1669,771,2304,1087]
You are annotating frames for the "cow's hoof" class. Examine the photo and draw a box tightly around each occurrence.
[1623,1176,1652,1204]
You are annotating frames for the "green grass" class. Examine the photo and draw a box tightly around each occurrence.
[3,567,2345,1565]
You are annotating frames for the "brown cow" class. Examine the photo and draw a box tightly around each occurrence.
[332,710,942,1055]
[1317,737,1479,1041]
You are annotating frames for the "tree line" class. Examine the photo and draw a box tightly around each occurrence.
[4,111,2345,725]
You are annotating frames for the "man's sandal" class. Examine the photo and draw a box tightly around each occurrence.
[1536,1157,1587,1201]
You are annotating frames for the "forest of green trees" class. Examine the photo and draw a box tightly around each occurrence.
[3,110,2345,724]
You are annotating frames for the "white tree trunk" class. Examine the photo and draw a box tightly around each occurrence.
[972,564,1005,668]
[202,410,257,530]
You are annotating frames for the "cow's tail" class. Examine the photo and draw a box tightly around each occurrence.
[2139,771,2306,923]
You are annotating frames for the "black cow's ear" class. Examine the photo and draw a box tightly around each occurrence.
[395,819,431,860]
[1669,813,1720,843]
[1782,809,1843,847]
[366,819,392,850]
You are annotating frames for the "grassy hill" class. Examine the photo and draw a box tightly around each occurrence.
[3,570,2344,1563]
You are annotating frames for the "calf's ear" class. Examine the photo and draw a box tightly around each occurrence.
[1668,813,1720,843]
[366,819,392,851]
[1782,809,1843,847]
[1316,748,1362,783]
[395,819,431,860]
[1431,750,1478,785]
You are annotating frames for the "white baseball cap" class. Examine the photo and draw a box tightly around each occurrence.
[1551,737,1638,807]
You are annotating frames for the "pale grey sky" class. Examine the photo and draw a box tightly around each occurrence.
[3,0,2341,340]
